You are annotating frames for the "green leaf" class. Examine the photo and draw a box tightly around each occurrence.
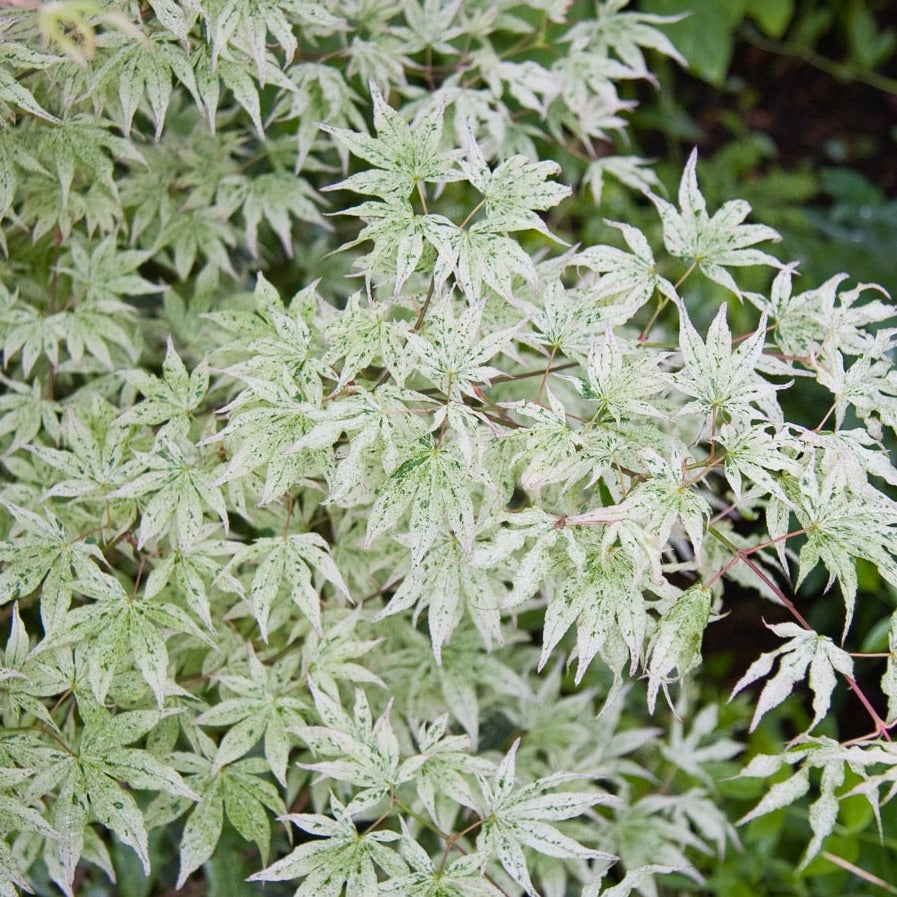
[377,535,502,663]
[129,613,170,708]
[746,0,794,37]
[576,220,679,317]
[91,37,199,137]
[641,0,746,85]
[222,775,272,860]
[788,465,897,637]
[119,338,208,434]
[434,221,538,302]
[404,300,518,401]
[738,767,809,826]
[539,548,646,684]
[249,803,404,892]
[203,0,343,74]
[223,533,349,639]
[882,613,897,724]
[674,304,780,423]
[238,171,327,257]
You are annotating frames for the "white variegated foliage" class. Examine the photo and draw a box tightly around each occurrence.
[0,2,896,896]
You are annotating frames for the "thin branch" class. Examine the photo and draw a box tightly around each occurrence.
[673,259,698,290]
[742,23,897,97]
[394,801,512,897]
[459,198,486,229]
[416,180,430,216]
[534,344,558,403]
[821,851,897,894]
[438,816,484,873]
[412,275,437,333]
[491,361,578,385]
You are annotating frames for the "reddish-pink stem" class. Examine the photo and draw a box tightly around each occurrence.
[708,529,892,742]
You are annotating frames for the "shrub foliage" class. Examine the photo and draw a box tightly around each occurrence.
[0,2,896,895]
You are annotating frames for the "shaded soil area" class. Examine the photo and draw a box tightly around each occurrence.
[727,43,896,194]
[659,26,897,195]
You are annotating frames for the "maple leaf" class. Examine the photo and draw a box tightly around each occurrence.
[576,220,679,317]
[27,706,197,890]
[0,43,60,124]
[220,532,350,639]
[570,326,669,424]
[506,390,585,490]
[571,449,711,565]
[110,433,227,548]
[566,0,687,76]
[335,197,456,291]
[815,347,897,437]
[646,584,712,712]
[393,0,466,54]
[230,170,327,258]
[434,220,539,303]
[765,267,893,360]
[323,292,410,388]
[202,0,343,75]
[196,646,308,784]
[672,305,781,424]
[118,338,208,436]
[737,737,894,867]
[142,524,237,631]
[782,464,897,636]
[883,612,897,724]
[383,834,502,897]
[474,739,617,897]
[364,439,476,565]
[405,300,518,401]
[323,83,462,200]
[41,569,210,706]
[585,154,661,203]
[649,149,782,296]
[147,741,285,889]
[0,500,105,632]
[410,715,490,828]
[717,422,802,503]
[292,686,421,815]
[731,622,854,732]
[90,35,200,138]
[249,799,406,894]
[377,534,503,663]
[0,375,60,456]
[524,278,606,359]
[459,137,571,241]
[540,545,648,685]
